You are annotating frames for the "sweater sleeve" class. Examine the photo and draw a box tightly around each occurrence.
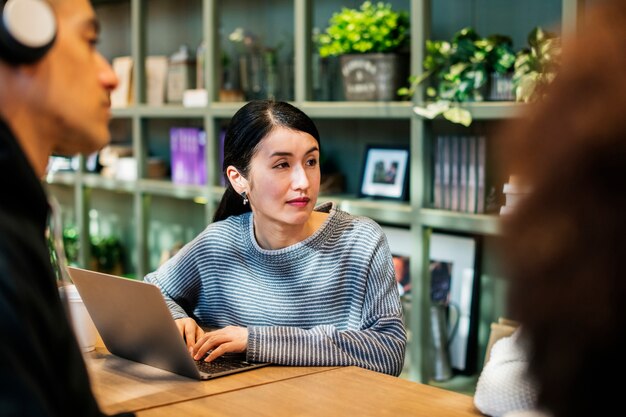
[247,229,407,376]
[143,232,204,320]
[474,330,538,416]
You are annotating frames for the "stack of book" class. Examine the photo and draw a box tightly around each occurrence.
[432,135,487,214]
[170,127,207,186]
[500,175,531,215]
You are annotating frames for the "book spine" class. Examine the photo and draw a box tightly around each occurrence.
[170,128,183,184]
[442,136,451,210]
[450,136,459,212]
[459,136,469,213]
[433,136,443,209]
[467,136,477,214]
[196,129,207,185]
[476,135,487,214]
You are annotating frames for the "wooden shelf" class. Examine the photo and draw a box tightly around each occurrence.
[419,208,501,236]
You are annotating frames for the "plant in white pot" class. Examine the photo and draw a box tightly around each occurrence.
[317,1,410,101]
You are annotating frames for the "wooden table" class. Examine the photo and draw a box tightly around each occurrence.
[86,346,481,416]
[84,346,337,415]
[135,366,480,417]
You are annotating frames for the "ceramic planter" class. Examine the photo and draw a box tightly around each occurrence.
[339,53,408,101]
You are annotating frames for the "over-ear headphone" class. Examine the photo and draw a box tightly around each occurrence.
[0,0,56,65]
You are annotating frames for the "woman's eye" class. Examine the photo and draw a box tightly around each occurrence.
[306,158,318,167]
[273,162,289,169]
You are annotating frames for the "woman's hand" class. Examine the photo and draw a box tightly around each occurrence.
[174,317,205,354]
[192,326,248,362]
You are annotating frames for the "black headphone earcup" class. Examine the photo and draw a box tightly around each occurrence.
[0,0,56,65]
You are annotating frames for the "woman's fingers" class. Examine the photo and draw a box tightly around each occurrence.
[174,318,204,352]
[192,326,248,361]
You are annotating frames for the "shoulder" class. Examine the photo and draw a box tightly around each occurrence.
[188,213,249,250]
[319,201,384,233]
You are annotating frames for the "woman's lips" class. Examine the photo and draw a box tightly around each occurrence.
[287,197,310,207]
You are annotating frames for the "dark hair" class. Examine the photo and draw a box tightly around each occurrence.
[213,100,320,222]
[498,2,626,416]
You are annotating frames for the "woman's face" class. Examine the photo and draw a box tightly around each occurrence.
[247,126,320,227]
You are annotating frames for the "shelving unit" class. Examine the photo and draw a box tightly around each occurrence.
[45,0,584,387]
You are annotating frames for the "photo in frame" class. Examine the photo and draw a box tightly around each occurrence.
[429,232,480,374]
[392,254,411,297]
[359,145,409,200]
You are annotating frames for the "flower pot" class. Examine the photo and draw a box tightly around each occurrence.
[488,72,515,101]
[339,53,408,101]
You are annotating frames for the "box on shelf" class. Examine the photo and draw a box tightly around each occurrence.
[110,56,133,108]
[167,45,196,104]
[146,56,168,106]
[182,89,208,107]
[100,145,133,179]
[500,175,532,215]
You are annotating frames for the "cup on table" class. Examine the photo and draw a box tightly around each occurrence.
[58,284,98,352]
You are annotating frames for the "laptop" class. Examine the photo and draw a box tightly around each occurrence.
[67,266,270,380]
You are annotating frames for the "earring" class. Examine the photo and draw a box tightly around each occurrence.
[240,191,248,205]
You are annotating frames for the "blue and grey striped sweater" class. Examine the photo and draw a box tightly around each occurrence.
[144,202,407,376]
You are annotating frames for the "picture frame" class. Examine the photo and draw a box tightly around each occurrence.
[359,145,409,200]
[429,232,480,374]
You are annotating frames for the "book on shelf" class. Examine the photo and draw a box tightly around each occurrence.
[432,135,487,214]
[467,136,477,214]
[476,135,487,214]
[450,136,460,212]
[458,138,469,213]
[442,135,451,210]
[433,136,443,209]
[218,129,226,186]
[170,127,207,186]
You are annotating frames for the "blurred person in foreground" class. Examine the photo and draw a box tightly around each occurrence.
[483,1,626,416]
[0,0,130,415]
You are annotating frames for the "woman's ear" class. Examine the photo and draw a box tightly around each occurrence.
[226,166,247,194]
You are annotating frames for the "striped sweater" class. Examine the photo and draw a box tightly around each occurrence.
[144,202,406,376]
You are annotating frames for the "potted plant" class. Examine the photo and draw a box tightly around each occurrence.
[317,1,410,101]
[398,27,516,126]
[513,27,561,102]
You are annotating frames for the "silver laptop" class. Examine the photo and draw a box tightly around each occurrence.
[67,266,270,380]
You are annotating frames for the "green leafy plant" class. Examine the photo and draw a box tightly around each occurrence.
[398,27,516,126]
[317,1,410,58]
[513,27,561,102]
[61,226,125,274]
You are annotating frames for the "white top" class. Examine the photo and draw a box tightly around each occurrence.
[474,329,540,417]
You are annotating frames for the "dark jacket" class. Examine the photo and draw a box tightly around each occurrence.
[0,118,132,416]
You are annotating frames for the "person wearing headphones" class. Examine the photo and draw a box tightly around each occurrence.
[0,0,128,415]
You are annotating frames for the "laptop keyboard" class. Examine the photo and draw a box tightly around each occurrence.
[194,352,258,375]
